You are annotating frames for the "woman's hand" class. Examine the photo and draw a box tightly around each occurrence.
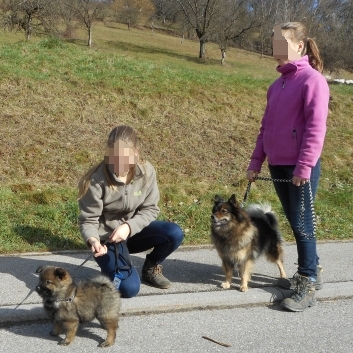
[88,237,107,257]
[109,223,131,243]
[247,170,259,182]
[292,176,309,186]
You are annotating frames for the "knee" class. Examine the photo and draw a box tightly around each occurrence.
[118,270,141,298]
[119,282,140,298]
[165,222,184,247]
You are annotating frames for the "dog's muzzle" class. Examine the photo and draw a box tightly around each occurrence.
[211,215,228,226]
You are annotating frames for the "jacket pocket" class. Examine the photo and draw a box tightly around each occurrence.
[292,129,299,150]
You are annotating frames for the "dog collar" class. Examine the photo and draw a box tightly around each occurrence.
[55,290,76,304]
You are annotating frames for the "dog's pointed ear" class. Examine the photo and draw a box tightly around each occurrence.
[214,195,224,203]
[228,194,238,207]
[36,266,44,273]
[54,267,68,280]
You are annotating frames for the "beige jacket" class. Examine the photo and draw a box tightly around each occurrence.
[78,161,160,245]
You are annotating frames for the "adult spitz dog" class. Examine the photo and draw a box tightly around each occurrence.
[211,194,286,292]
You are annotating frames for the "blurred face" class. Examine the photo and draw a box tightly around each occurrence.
[105,140,139,177]
[272,25,303,66]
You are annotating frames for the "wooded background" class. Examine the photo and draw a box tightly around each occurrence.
[1,0,352,73]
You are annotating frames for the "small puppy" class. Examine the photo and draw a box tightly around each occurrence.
[211,194,286,292]
[36,265,120,347]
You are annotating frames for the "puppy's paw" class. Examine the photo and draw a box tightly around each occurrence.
[221,282,231,289]
[240,285,248,292]
[59,339,71,346]
[99,340,114,348]
[50,331,60,337]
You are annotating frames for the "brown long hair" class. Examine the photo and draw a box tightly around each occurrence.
[78,125,142,199]
[281,22,324,73]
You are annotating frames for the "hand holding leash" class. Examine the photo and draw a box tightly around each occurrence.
[88,237,107,257]
[292,175,309,186]
[246,170,259,182]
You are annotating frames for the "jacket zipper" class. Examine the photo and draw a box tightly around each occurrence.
[123,185,128,210]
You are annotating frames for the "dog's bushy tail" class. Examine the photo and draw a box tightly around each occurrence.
[246,203,278,229]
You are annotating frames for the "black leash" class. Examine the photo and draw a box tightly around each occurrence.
[114,241,133,272]
[76,240,133,271]
[241,176,317,239]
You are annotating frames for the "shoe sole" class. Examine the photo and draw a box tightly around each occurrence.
[281,300,316,312]
[142,278,171,289]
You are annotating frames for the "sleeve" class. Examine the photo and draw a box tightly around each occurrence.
[247,90,271,172]
[294,75,329,179]
[78,180,104,245]
[125,165,160,236]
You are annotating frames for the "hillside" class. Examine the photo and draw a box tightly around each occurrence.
[0,23,352,253]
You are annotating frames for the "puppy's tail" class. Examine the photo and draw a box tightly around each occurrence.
[246,203,278,228]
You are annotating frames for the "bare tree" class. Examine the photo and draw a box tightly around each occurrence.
[112,0,155,30]
[312,0,353,72]
[175,0,258,60]
[151,0,176,24]
[1,0,57,40]
[55,1,78,39]
[65,0,108,47]
[175,0,223,59]
[215,0,258,61]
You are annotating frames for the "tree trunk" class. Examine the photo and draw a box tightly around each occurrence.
[24,15,32,41]
[221,49,226,65]
[88,26,92,47]
[199,40,206,59]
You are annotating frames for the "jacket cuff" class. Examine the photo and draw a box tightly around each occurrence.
[293,164,312,179]
[248,160,262,172]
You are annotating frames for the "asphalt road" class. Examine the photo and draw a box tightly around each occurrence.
[1,297,352,353]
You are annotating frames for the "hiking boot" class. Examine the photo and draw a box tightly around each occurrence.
[278,265,323,290]
[280,274,316,312]
[142,259,171,289]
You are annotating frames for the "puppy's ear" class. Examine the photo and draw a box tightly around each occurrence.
[54,268,67,280]
[214,195,224,203]
[36,266,44,273]
[228,194,238,207]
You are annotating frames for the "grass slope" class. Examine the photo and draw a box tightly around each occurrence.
[0,23,352,253]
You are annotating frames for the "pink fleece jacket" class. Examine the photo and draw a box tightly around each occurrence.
[248,55,329,179]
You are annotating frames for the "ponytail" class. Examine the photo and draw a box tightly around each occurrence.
[306,38,324,73]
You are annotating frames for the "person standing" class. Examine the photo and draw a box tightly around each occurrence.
[247,22,329,312]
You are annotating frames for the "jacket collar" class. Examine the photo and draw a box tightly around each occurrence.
[276,55,310,78]
[107,163,145,183]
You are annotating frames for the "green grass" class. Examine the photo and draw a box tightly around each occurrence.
[0,23,352,253]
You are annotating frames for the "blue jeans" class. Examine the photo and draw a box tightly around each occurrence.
[94,221,184,298]
[268,160,321,280]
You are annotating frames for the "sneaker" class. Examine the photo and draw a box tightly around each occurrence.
[142,259,171,289]
[278,265,323,290]
[281,274,316,312]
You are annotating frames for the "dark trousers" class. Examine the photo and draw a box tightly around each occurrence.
[94,220,184,298]
[268,160,321,280]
